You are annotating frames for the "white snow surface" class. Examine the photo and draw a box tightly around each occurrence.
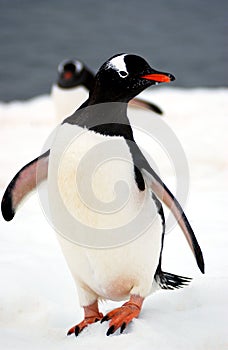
[0,88,227,349]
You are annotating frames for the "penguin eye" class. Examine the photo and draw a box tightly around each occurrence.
[118,70,128,78]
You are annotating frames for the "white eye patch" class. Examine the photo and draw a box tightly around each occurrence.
[74,60,83,73]
[106,54,129,78]
[58,60,83,74]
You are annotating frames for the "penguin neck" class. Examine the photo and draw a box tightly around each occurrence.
[87,102,131,138]
[64,100,133,139]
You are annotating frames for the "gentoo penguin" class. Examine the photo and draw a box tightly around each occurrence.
[51,58,163,122]
[51,59,94,121]
[1,53,204,337]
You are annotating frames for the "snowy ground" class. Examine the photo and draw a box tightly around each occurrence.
[0,88,227,349]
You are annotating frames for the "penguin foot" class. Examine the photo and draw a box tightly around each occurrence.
[67,301,103,337]
[67,314,103,336]
[101,294,144,336]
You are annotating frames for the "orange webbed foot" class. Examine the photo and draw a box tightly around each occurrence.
[101,295,144,336]
[67,313,103,336]
[67,301,103,337]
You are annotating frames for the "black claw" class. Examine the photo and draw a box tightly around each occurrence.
[67,330,72,336]
[106,325,115,336]
[101,315,109,323]
[120,322,126,334]
[74,326,80,337]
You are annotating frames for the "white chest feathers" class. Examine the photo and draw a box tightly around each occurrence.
[48,124,150,234]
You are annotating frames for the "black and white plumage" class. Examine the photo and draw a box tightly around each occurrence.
[1,53,204,336]
[51,57,163,122]
[51,59,94,120]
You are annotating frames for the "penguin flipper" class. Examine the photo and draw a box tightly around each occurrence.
[142,166,205,274]
[127,141,205,274]
[1,150,50,221]
[129,98,163,115]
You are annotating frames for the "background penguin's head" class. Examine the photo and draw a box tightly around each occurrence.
[57,59,94,89]
[91,53,175,103]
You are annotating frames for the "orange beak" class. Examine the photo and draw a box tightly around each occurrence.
[141,73,175,83]
[63,71,73,80]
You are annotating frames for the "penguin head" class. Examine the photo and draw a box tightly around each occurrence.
[90,53,175,103]
[57,59,94,90]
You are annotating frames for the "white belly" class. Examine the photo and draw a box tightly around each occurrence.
[57,217,162,304]
[48,123,163,304]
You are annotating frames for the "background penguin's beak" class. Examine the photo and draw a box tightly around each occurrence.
[141,72,175,83]
[63,71,74,80]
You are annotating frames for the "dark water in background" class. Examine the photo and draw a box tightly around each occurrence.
[0,0,227,101]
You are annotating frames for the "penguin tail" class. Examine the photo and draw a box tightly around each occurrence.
[154,270,192,290]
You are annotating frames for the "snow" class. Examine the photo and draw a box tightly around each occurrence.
[0,88,228,349]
